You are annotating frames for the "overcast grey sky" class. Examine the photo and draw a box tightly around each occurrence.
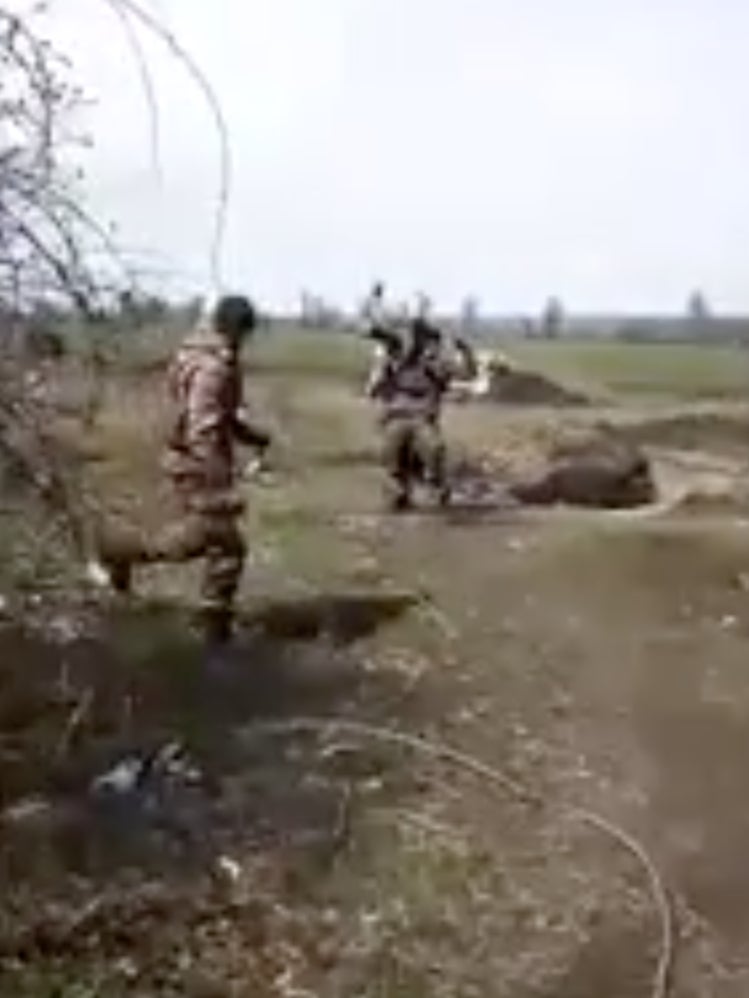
[43,0,749,312]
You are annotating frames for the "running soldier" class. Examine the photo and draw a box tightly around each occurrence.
[95,295,271,646]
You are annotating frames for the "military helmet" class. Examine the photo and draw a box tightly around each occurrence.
[213,295,257,338]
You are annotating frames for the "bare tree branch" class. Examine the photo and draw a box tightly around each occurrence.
[104,0,232,292]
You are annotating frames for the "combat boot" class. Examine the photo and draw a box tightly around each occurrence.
[388,488,413,513]
[199,607,238,680]
[436,481,452,509]
[89,529,140,594]
[199,606,233,648]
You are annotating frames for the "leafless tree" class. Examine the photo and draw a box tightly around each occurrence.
[0,5,102,562]
[0,1,229,570]
[0,5,112,320]
[0,1,234,575]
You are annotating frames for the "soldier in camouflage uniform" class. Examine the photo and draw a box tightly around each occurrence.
[96,295,270,645]
[367,313,476,511]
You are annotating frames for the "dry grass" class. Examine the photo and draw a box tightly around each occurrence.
[1,332,749,995]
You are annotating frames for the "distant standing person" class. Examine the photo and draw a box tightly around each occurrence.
[361,281,387,333]
[360,281,404,395]
[360,281,404,344]
[94,295,272,648]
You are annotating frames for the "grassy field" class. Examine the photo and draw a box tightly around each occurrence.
[504,339,749,400]
[249,326,749,400]
[1,331,749,995]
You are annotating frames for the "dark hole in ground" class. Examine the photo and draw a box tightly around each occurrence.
[247,591,416,643]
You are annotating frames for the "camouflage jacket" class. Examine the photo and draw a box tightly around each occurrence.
[163,329,268,498]
[368,336,476,422]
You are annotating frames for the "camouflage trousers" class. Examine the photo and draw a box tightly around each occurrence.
[150,508,246,615]
[381,414,447,506]
[99,479,246,623]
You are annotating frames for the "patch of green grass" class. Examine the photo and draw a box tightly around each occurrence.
[251,327,369,382]
[504,339,749,400]
[248,326,749,401]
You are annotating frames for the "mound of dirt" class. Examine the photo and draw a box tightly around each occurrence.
[510,449,656,509]
[669,479,749,519]
[490,422,657,509]
[486,362,591,407]
[448,432,658,511]
[670,485,749,517]
[619,411,749,457]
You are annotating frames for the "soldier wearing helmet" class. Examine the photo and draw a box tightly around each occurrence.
[95,294,271,647]
[367,297,476,511]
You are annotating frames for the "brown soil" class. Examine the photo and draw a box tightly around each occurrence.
[2,366,749,995]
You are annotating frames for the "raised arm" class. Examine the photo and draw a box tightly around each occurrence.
[449,336,478,381]
[366,346,392,399]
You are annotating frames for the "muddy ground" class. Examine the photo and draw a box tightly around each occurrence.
[1,340,749,996]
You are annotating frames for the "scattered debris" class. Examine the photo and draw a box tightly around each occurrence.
[85,559,113,590]
[91,756,144,798]
[214,855,242,884]
[89,741,203,802]
[1,796,53,828]
[46,613,84,645]
[55,687,94,760]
